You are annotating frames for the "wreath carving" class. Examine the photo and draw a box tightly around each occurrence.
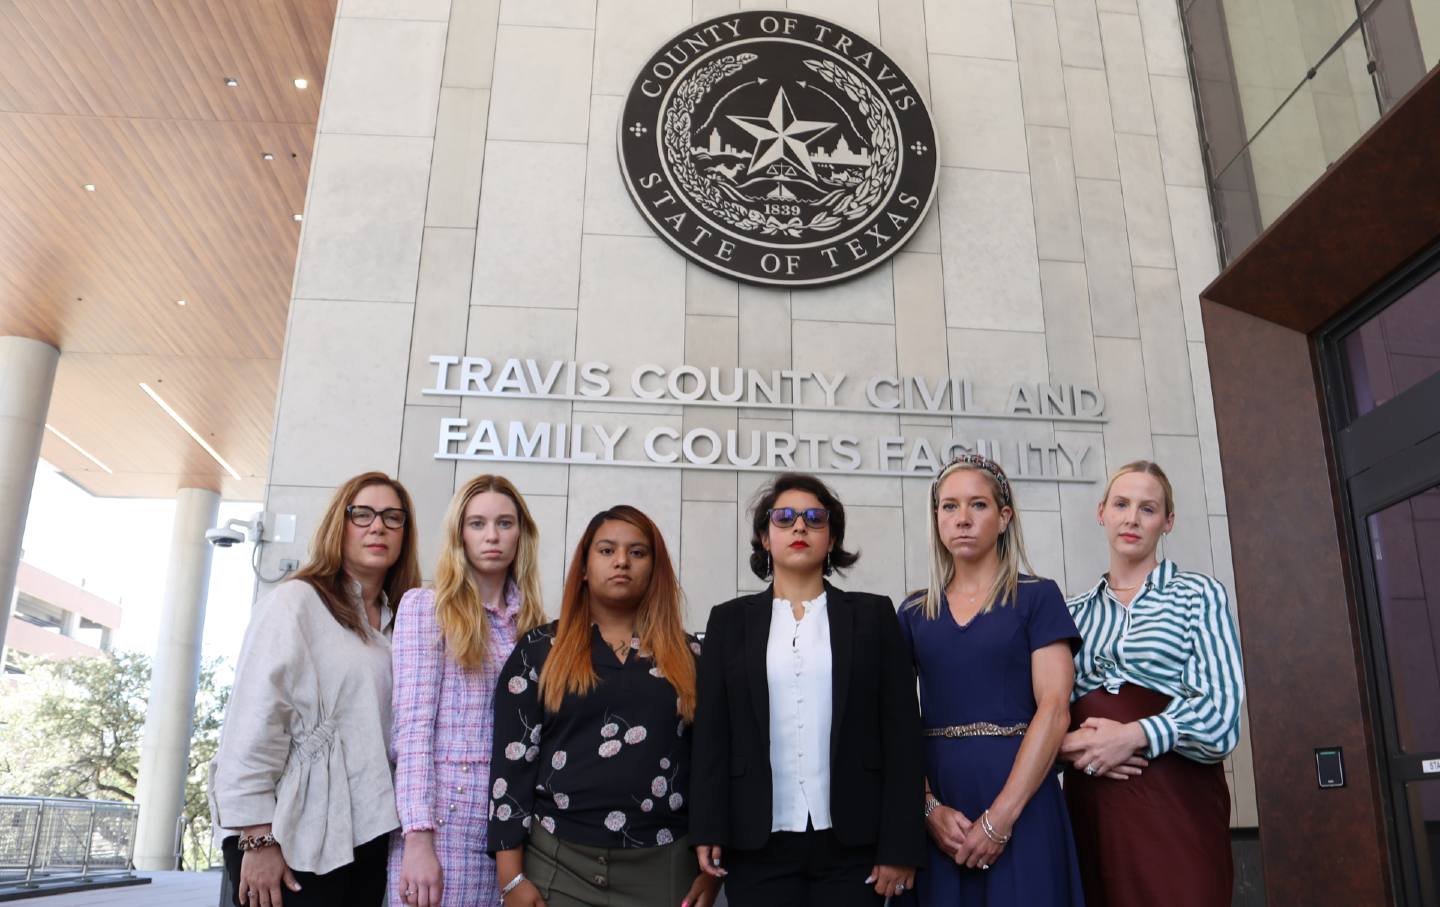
[661,55,900,239]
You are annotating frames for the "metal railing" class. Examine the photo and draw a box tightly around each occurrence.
[0,796,138,891]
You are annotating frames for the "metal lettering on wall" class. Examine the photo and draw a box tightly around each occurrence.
[426,356,1105,482]
[617,11,939,286]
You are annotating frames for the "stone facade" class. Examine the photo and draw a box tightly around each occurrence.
[262,0,1256,826]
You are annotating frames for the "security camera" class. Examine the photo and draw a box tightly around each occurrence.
[205,526,246,547]
[204,512,297,549]
[205,515,261,548]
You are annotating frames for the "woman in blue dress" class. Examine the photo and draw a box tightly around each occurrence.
[898,453,1085,906]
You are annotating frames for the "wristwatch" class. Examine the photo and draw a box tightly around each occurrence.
[924,794,941,817]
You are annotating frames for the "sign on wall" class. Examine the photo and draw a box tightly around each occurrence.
[427,356,1106,482]
[617,11,939,286]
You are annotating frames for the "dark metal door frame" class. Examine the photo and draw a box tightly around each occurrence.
[1318,241,1440,906]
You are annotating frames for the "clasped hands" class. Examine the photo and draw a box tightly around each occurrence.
[924,803,1009,871]
[1058,717,1150,780]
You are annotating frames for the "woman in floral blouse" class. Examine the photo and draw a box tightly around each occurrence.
[488,505,719,907]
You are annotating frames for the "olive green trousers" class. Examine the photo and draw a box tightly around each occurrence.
[523,824,697,907]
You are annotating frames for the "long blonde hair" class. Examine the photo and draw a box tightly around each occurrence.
[292,472,422,640]
[911,456,1036,620]
[434,475,548,669]
[538,506,697,721]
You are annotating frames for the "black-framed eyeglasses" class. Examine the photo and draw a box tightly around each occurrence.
[346,505,408,529]
[768,507,831,529]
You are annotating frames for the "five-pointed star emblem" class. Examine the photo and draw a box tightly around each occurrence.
[727,87,835,179]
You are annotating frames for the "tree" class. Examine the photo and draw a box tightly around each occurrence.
[0,651,230,871]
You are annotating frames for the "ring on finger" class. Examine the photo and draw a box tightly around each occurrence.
[982,863,990,870]
[1084,761,1098,776]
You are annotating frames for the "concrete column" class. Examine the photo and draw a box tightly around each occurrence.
[134,487,221,870]
[0,337,59,667]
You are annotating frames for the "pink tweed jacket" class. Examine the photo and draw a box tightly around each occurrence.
[390,583,521,835]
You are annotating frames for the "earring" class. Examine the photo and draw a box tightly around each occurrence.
[823,551,833,576]
[765,551,773,577]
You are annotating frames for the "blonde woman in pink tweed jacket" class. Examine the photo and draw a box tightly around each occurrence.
[390,475,548,907]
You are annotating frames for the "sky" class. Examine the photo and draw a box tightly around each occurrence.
[19,461,260,667]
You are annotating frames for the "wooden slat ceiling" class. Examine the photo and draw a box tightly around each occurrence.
[0,0,337,500]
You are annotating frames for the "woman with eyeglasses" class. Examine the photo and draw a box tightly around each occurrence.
[691,473,924,907]
[210,472,422,907]
[488,505,718,907]
[1058,461,1243,907]
[389,475,549,907]
[897,455,1083,906]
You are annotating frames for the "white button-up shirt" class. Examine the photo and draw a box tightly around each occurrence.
[766,593,833,832]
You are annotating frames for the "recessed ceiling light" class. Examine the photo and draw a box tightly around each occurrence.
[44,425,114,475]
[138,382,243,481]
[260,152,274,161]
[224,77,238,87]
[83,184,96,192]
[293,78,308,89]
[292,213,303,222]
[176,299,187,306]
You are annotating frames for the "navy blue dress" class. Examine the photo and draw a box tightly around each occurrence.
[897,577,1085,907]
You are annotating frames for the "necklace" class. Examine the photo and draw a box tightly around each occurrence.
[951,579,991,603]
[1108,581,1142,592]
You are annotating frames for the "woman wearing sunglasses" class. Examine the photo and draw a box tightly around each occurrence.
[210,472,422,907]
[692,473,925,906]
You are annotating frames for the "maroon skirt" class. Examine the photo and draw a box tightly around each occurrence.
[1064,685,1232,907]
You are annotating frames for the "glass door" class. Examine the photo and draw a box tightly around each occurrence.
[1322,243,1440,904]
[1354,475,1440,905]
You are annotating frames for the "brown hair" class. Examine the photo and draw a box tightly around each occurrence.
[433,474,549,669]
[291,472,422,640]
[537,506,697,720]
[1101,460,1176,516]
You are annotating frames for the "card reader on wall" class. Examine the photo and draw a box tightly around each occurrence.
[1315,747,1345,789]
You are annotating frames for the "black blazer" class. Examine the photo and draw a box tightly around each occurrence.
[690,583,925,867]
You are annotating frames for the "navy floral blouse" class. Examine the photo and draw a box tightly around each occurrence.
[486,621,700,851]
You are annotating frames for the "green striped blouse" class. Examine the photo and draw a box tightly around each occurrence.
[1066,559,1245,763]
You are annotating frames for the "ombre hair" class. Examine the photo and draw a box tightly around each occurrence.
[1100,460,1176,516]
[537,506,697,721]
[292,471,423,640]
[909,456,1037,620]
[433,474,548,670]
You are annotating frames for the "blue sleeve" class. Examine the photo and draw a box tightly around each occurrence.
[897,593,924,664]
[1025,579,1081,653]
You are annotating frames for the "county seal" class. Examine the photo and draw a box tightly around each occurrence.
[617,11,939,286]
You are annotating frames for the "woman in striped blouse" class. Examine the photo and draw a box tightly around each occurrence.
[1059,460,1244,907]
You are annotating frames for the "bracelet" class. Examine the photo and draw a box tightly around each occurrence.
[980,810,1012,845]
[924,795,941,818]
[236,833,278,852]
[501,873,528,897]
